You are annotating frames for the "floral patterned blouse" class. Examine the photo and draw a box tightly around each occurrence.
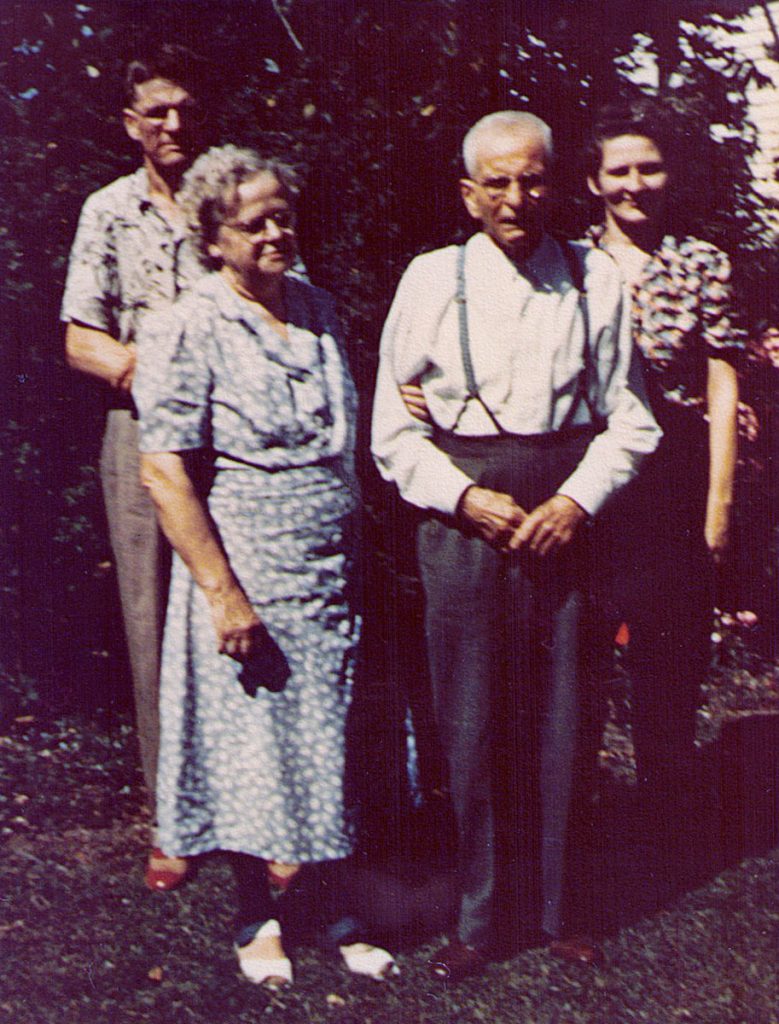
[60,168,203,345]
[585,225,743,415]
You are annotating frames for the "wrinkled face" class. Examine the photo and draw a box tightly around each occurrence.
[210,172,297,291]
[588,134,669,230]
[123,77,201,172]
[460,129,550,260]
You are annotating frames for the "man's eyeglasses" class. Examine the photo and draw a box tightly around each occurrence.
[472,174,548,201]
[130,101,204,125]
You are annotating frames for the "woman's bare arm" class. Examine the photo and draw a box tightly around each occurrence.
[141,451,261,657]
[705,357,739,559]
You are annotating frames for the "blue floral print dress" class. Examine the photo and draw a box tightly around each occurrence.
[134,273,359,863]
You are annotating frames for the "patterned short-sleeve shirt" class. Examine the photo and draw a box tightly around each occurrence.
[60,167,203,343]
[586,225,744,412]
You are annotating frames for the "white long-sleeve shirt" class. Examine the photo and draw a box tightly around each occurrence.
[371,231,661,516]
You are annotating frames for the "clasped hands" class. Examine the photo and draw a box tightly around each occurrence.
[400,379,586,554]
[458,485,586,556]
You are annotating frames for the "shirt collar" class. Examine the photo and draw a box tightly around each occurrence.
[130,166,186,238]
[467,230,563,291]
[205,272,256,322]
[586,222,679,258]
[126,166,155,212]
[206,271,295,329]
[204,273,319,374]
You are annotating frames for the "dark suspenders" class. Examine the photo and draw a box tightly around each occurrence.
[453,244,506,433]
[452,241,599,434]
[559,240,601,430]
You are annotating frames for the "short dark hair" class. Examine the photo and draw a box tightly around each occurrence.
[584,98,675,180]
[124,44,209,107]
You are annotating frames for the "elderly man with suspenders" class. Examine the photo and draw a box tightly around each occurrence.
[372,111,660,980]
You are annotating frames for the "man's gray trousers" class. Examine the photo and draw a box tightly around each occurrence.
[417,428,593,947]
[100,408,169,815]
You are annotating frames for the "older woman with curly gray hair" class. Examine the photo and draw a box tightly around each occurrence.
[133,145,397,988]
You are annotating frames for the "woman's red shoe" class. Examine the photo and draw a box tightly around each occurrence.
[144,847,188,892]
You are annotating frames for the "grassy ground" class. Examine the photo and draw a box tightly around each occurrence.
[1,636,778,1024]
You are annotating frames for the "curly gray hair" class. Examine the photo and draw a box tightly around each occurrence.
[178,144,300,267]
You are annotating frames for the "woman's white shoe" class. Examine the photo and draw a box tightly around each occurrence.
[339,941,400,981]
[235,919,293,988]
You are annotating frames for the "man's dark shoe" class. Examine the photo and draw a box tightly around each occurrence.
[549,934,604,966]
[427,939,490,982]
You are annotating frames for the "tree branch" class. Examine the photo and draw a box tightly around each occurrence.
[271,0,304,52]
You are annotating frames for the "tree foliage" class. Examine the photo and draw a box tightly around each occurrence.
[1,0,776,702]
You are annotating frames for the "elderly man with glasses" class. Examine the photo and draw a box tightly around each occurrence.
[61,45,209,890]
[372,111,660,980]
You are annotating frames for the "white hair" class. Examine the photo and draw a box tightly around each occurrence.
[462,111,554,178]
[178,144,299,267]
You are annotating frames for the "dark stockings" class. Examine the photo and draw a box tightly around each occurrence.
[230,853,274,933]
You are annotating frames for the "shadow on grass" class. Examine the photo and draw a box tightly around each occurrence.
[328,711,779,956]
[1,705,777,1024]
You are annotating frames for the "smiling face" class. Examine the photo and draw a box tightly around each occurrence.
[460,128,550,261]
[588,134,669,232]
[123,77,201,173]
[209,171,297,296]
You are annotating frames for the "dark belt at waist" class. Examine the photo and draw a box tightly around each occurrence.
[432,421,597,457]
[431,423,596,511]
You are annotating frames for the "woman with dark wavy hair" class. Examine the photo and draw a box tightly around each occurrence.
[584,99,741,875]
